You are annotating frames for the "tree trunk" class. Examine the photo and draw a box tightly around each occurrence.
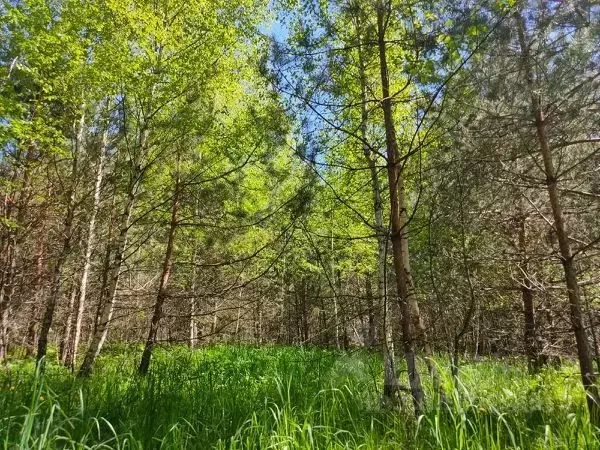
[235,303,242,342]
[189,295,197,348]
[300,279,309,343]
[37,223,75,363]
[329,224,340,349]
[517,213,542,373]
[211,298,219,342]
[2,139,35,360]
[354,11,399,400]
[189,249,198,349]
[79,169,137,376]
[582,286,600,375]
[279,259,286,343]
[364,277,376,349]
[64,131,107,369]
[376,3,424,414]
[254,297,263,344]
[138,180,180,375]
[37,110,84,364]
[516,12,600,424]
[59,283,78,364]
[452,181,478,388]
[79,119,149,376]
[0,298,8,360]
[26,236,45,356]
[0,236,16,361]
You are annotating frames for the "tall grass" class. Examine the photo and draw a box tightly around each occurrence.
[0,345,597,449]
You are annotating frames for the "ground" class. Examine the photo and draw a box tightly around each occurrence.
[0,345,597,449]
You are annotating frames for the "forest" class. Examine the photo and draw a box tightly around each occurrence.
[1,0,600,448]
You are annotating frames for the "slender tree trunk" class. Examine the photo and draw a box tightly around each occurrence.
[330,228,340,349]
[521,279,539,370]
[516,12,600,424]
[365,277,376,349]
[376,3,424,414]
[64,131,107,369]
[189,249,198,349]
[37,221,75,363]
[59,283,78,364]
[211,299,219,342]
[0,196,11,361]
[91,191,117,337]
[452,230,477,387]
[355,13,399,400]
[0,294,9,361]
[37,110,84,364]
[0,236,16,361]
[235,303,242,341]
[286,288,293,345]
[0,297,8,360]
[582,286,600,375]
[2,139,35,360]
[254,297,263,344]
[79,65,159,373]
[79,168,137,376]
[189,295,197,348]
[91,233,113,341]
[26,236,45,356]
[300,279,309,343]
[358,292,367,346]
[138,180,180,375]
[318,295,328,346]
[338,275,349,349]
[517,213,542,373]
[279,258,286,343]
[452,181,478,388]
[79,120,149,376]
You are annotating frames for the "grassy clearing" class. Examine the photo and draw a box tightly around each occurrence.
[0,345,597,449]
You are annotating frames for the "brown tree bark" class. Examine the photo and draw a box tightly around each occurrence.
[330,229,340,349]
[59,283,78,364]
[452,179,477,387]
[1,138,35,360]
[138,178,181,375]
[64,131,107,369]
[26,235,46,356]
[0,237,16,361]
[37,110,84,364]
[516,11,600,424]
[189,248,198,349]
[254,297,263,345]
[517,213,542,373]
[364,277,377,349]
[78,151,141,376]
[210,298,219,343]
[354,8,399,400]
[376,2,424,413]
[299,279,309,343]
[79,54,160,373]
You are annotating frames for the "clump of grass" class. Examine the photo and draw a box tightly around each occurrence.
[417,358,598,450]
[0,345,597,449]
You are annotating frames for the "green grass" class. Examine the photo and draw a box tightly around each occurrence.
[0,345,597,449]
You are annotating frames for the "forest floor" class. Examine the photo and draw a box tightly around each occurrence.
[0,345,597,449]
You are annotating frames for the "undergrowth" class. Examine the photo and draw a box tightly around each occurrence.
[0,345,597,449]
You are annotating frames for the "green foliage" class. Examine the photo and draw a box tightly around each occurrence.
[0,347,597,449]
